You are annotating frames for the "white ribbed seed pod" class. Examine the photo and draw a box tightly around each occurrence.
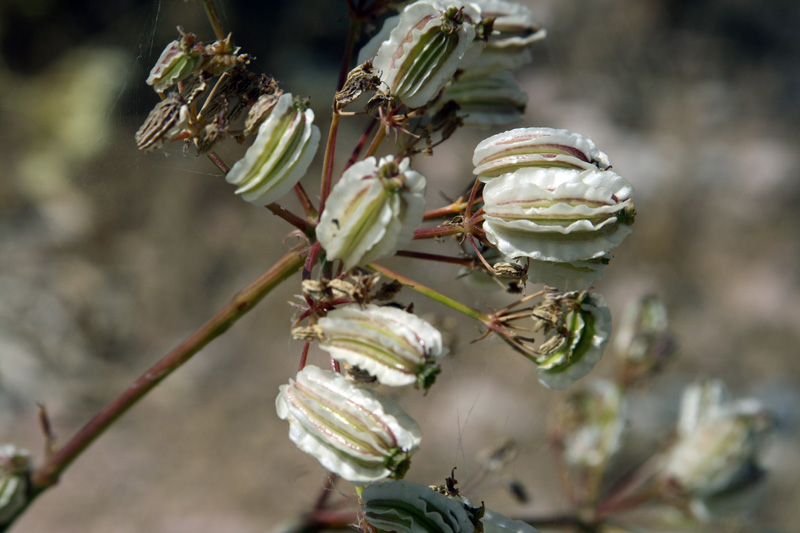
[359,1,480,108]
[482,167,634,264]
[317,156,426,269]
[318,304,445,389]
[473,127,611,180]
[276,366,422,483]
[225,93,320,206]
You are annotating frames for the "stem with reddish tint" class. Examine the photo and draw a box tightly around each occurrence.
[8,245,308,530]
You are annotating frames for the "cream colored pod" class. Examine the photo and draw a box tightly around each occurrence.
[318,304,445,390]
[463,0,547,72]
[482,167,634,262]
[358,1,479,109]
[225,93,320,205]
[473,127,611,180]
[0,445,30,525]
[659,380,773,502]
[275,365,422,483]
[535,292,611,390]
[316,156,426,269]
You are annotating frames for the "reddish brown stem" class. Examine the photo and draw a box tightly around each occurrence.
[266,203,313,234]
[26,244,307,502]
[394,250,473,267]
[413,225,464,239]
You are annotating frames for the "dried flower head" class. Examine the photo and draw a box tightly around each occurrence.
[276,366,422,483]
[317,304,446,389]
[317,156,426,269]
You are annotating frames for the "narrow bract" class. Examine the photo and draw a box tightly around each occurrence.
[276,366,422,483]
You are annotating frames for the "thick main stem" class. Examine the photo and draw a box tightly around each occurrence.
[17,245,307,525]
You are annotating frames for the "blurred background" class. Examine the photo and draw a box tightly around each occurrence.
[1,0,798,531]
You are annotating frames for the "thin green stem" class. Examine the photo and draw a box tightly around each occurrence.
[294,183,318,220]
[364,125,386,158]
[200,0,226,41]
[11,245,308,529]
[368,262,488,323]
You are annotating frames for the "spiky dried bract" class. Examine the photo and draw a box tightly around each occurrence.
[464,0,546,72]
[276,366,422,483]
[359,1,480,108]
[549,379,626,468]
[134,92,188,152]
[316,156,426,269]
[659,379,773,511]
[437,70,528,126]
[0,445,30,525]
[225,93,320,205]
[473,127,611,180]
[535,292,611,389]
[318,304,445,389]
[361,481,482,533]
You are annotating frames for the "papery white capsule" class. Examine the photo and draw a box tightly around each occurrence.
[437,70,528,126]
[482,167,634,264]
[535,292,611,389]
[359,1,480,108]
[225,93,320,205]
[473,127,611,180]
[464,0,546,72]
[0,445,30,525]
[549,379,626,467]
[660,380,773,500]
[317,156,426,269]
[361,480,482,533]
[276,366,422,483]
[318,304,445,389]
